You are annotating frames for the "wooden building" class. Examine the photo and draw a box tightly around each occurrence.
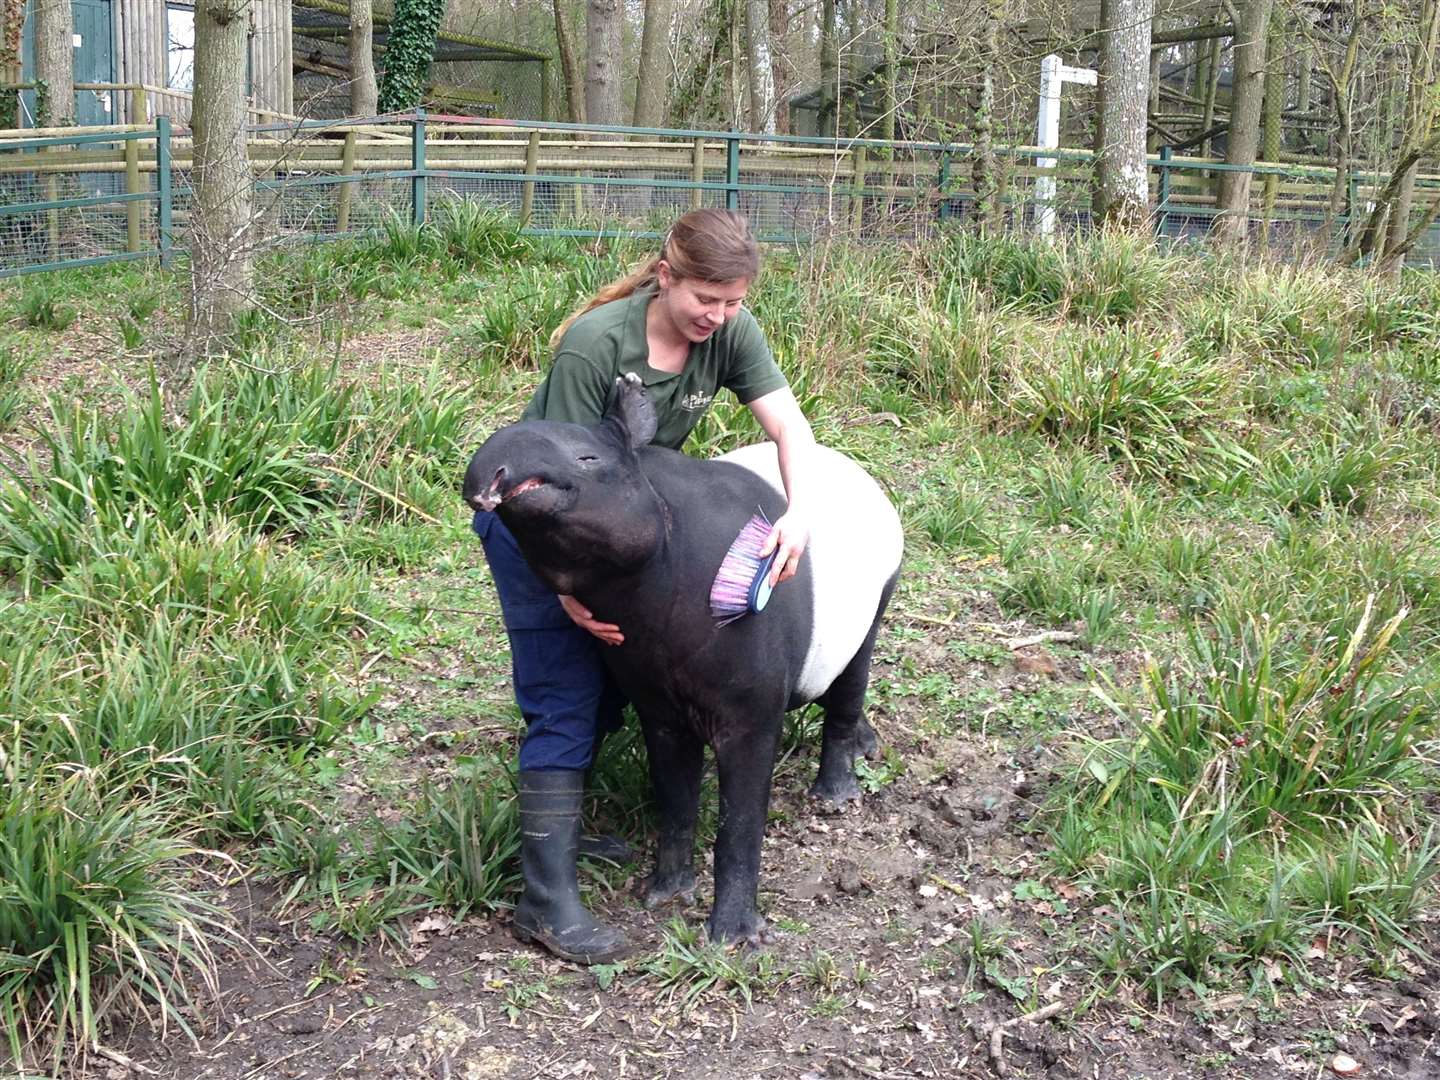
[3,0,548,128]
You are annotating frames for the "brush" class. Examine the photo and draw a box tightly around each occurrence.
[710,509,781,626]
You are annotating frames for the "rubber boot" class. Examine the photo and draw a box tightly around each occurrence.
[512,770,630,964]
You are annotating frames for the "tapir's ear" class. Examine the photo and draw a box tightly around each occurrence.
[602,372,658,449]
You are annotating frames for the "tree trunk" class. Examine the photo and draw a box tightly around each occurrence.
[1211,0,1273,243]
[745,0,775,131]
[819,0,837,137]
[1096,0,1155,230]
[34,0,75,125]
[1,0,25,127]
[1259,13,1284,238]
[1090,0,1111,217]
[189,0,253,352]
[553,0,585,123]
[880,0,896,143]
[349,0,378,117]
[971,0,999,229]
[1200,36,1221,156]
[1381,0,1439,271]
[585,0,623,127]
[377,0,444,113]
[767,0,791,134]
[633,0,673,127]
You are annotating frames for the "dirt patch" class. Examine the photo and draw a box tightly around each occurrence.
[92,601,1439,1080]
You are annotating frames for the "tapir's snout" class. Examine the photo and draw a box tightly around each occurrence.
[466,464,507,512]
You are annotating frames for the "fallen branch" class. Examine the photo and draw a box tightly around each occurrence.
[986,1001,1068,1076]
[1004,630,1079,650]
[92,1045,159,1075]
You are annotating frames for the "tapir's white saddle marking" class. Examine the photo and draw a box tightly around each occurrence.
[718,443,904,702]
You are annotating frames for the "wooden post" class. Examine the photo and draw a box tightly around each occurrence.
[851,144,867,232]
[691,136,705,210]
[336,129,357,232]
[125,131,141,253]
[520,130,540,226]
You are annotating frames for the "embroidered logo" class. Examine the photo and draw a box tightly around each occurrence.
[679,392,713,412]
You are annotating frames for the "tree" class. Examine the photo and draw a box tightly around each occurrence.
[377,0,445,113]
[745,0,776,131]
[1211,0,1274,243]
[767,0,792,134]
[1381,0,1439,270]
[634,0,674,127]
[553,0,585,122]
[34,0,75,125]
[586,0,623,127]
[1094,0,1156,229]
[189,0,254,350]
[350,0,378,117]
[1,0,26,127]
[818,0,838,137]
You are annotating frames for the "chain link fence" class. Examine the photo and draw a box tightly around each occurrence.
[3,115,1438,279]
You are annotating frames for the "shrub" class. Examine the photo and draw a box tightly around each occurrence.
[1008,325,1240,480]
[0,767,227,1071]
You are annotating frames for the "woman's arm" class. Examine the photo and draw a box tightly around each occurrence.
[745,385,816,586]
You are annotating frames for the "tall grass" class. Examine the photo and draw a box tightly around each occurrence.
[1,766,227,1070]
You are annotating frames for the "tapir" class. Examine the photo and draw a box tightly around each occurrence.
[462,373,903,944]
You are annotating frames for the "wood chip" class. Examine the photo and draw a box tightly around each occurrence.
[1331,1053,1361,1075]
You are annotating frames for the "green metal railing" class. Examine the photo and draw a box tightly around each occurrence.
[2,110,1437,278]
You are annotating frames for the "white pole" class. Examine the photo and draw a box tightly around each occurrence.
[1035,54,1062,238]
[1034,54,1097,239]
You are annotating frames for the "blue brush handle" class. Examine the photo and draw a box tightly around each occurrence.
[747,550,781,614]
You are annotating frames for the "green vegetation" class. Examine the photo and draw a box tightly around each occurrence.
[1,211,1438,1066]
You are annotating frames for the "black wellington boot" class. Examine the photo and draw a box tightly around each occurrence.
[512,770,630,965]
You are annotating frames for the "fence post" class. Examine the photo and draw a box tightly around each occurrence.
[1155,145,1172,237]
[724,133,741,212]
[691,136,705,211]
[937,148,951,222]
[521,130,540,226]
[337,129,358,233]
[156,116,173,269]
[412,109,427,227]
[851,144,867,232]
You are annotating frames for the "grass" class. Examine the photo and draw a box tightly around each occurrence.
[1,223,1438,1066]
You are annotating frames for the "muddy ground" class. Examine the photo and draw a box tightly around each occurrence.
[99,577,1439,1080]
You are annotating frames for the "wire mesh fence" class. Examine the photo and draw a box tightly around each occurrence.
[2,113,1438,279]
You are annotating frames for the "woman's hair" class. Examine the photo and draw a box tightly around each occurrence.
[549,208,761,350]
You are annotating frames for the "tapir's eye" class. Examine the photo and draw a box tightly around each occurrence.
[577,455,599,464]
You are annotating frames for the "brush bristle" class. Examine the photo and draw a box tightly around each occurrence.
[710,511,773,625]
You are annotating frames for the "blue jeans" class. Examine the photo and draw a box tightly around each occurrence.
[473,511,625,772]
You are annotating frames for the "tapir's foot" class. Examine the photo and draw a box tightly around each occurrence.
[706,909,768,948]
[854,718,880,761]
[809,767,863,808]
[641,869,696,909]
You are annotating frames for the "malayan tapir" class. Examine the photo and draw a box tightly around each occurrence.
[462,373,903,944]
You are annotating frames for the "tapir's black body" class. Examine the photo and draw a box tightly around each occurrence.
[464,375,898,944]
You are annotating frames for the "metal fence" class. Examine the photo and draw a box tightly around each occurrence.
[2,111,1438,279]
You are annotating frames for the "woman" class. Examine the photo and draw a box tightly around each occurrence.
[473,208,816,963]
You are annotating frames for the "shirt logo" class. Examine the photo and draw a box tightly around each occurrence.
[679,392,713,412]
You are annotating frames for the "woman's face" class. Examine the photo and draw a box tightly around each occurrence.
[656,261,750,343]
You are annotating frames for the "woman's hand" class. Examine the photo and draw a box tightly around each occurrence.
[559,594,624,645]
[759,511,810,586]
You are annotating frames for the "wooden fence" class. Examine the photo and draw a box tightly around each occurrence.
[1,112,1437,277]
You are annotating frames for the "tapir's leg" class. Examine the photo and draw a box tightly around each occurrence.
[640,720,703,908]
[811,574,899,805]
[708,719,782,945]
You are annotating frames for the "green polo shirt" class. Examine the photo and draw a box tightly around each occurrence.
[520,285,787,451]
